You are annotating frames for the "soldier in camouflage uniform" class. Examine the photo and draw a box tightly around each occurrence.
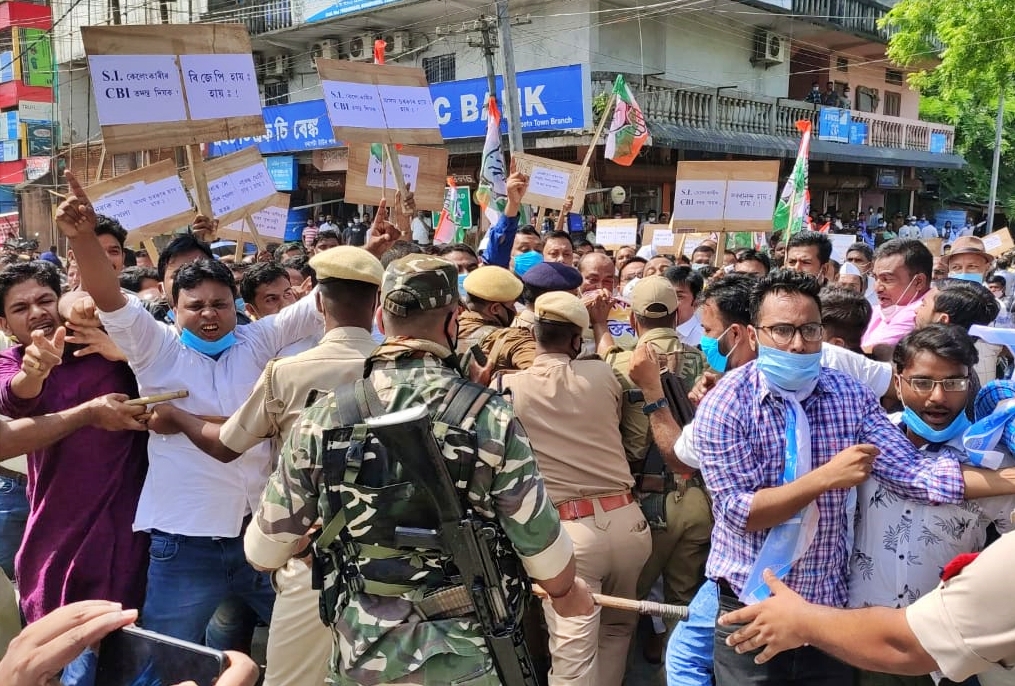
[246,254,593,686]
[604,276,711,619]
[457,266,536,376]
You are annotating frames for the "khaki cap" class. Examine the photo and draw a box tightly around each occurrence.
[534,291,590,330]
[631,275,677,318]
[463,266,523,303]
[308,246,384,285]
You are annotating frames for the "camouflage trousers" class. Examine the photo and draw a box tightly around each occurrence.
[331,651,500,686]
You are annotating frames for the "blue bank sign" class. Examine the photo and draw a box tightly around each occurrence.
[208,100,338,157]
[431,64,587,140]
[305,0,405,24]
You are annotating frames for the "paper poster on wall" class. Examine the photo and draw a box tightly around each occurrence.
[315,59,442,145]
[595,218,638,248]
[81,25,265,153]
[344,143,448,210]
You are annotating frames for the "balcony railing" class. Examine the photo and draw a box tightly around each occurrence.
[594,75,954,154]
[791,0,893,42]
[200,0,294,35]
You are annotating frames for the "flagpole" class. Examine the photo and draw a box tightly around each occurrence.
[580,93,617,170]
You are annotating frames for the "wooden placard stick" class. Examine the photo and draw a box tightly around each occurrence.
[244,211,264,251]
[234,223,245,262]
[186,144,214,225]
[125,390,189,406]
[95,146,107,182]
[383,143,412,215]
[531,584,688,621]
[142,238,160,263]
[714,232,727,268]
[580,92,617,170]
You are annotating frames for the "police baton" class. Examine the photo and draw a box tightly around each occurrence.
[532,584,688,622]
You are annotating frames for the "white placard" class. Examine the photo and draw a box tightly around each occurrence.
[377,84,441,130]
[829,234,857,263]
[135,176,192,218]
[206,176,241,217]
[528,165,570,201]
[595,218,638,246]
[321,80,383,128]
[652,231,675,247]
[681,235,709,258]
[93,184,143,229]
[87,54,188,125]
[366,152,420,190]
[723,180,779,222]
[179,53,261,120]
[226,162,276,206]
[251,205,289,240]
[673,180,726,221]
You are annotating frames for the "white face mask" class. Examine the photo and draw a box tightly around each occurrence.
[880,276,917,319]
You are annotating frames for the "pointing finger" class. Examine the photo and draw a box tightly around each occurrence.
[64,170,90,203]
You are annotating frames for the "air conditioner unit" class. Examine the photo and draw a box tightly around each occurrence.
[348,33,375,61]
[752,29,785,67]
[311,39,341,66]
[266,54,289,80]
[383,31,411,56]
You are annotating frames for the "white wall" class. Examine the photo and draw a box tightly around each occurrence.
[592,2,789,96]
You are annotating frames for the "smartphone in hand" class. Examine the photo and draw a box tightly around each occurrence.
[96,626,227,686]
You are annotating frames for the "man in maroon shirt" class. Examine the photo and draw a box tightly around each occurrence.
[0,256,149,625]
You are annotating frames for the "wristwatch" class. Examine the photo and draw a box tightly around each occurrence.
[642,397,670,415]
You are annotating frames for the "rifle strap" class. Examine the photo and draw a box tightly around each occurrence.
[318,384,370,550]
[433,378,496,491]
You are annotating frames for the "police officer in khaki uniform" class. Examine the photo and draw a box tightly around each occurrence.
[147,245,384,686]
[604,276,711,614]
[457,265,537,375]
[502,291,652,686]
[512,262,585,332]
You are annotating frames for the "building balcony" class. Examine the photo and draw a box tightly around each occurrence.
[200,0,295,36]
[591,75,959,168]
[789,0,893,43]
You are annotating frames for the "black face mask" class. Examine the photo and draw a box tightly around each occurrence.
[570,335,582,359]
[494,304,513,327]
[444,311,465,376]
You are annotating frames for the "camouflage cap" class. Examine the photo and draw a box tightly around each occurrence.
[381,254,458,317]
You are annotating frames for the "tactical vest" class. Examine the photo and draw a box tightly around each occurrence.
[312,377,526,626]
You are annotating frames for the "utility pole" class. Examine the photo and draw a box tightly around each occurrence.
[987,87,1005,234]
[435,9,530,153]
[495,0,524,154]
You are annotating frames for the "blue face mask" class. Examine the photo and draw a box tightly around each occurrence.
[234,297,246,311]
[756,344,822,391]
[700,325,736,373]
[513,251,544,276]
[179,328,238,358]
[951,272,984,284]
[457,273,468,299]
[901,405,971,443]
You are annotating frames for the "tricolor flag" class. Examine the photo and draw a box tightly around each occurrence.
[604,75,649,166]
[772,120,812,236]
[434,177,460,244]
[474,96,508,224]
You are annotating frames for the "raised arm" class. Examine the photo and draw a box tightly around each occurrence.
[54,171,126,313]
[481,167,529,268]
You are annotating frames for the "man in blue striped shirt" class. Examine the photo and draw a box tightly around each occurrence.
[699,270,1015,686]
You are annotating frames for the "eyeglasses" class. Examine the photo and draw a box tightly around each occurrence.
[900,376,969,393]
[756,323,824,345]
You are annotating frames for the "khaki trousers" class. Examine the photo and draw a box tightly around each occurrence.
[635,486,713,609]
[543,501,652,686]
[264,558,333,686]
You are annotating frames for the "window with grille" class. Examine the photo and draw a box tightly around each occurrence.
[422,54,456,84]
[264,81,289,106]
[885,69,904,85]
[884,91,901,117]
[836,57,848,72]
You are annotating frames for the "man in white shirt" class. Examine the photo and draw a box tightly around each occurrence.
[848,324,1015,686]
[411,211,431,245]
[55,171,325,644]
[899,217,921,240]
[668,266,705,348]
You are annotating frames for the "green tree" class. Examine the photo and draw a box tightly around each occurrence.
[882,0,1015,100]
